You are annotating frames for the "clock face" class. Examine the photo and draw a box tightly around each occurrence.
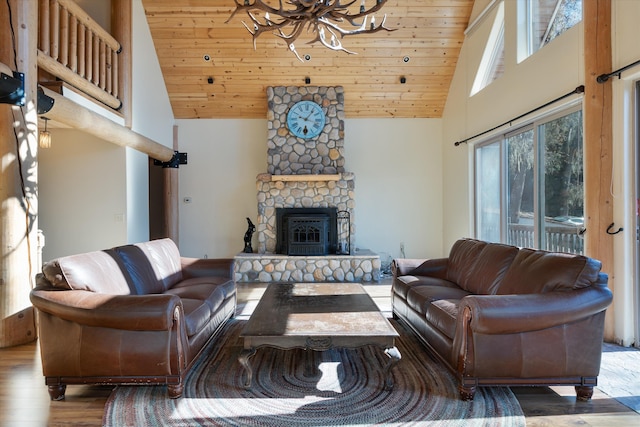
[286,100,326,139]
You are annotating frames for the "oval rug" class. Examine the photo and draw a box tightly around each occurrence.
[103,319,525,426]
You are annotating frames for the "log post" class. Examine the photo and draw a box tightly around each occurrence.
[0,0,38,347]
[163,126,180,243]
[583,0,614,340]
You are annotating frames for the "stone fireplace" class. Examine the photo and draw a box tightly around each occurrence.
[233,86,379,283]
[255,172,355,254]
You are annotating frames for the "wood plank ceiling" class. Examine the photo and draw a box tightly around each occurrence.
[141,0,474,119]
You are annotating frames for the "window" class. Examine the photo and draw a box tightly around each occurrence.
[471,1,505,95]
[475,107,584,254]
[519,0,582,62]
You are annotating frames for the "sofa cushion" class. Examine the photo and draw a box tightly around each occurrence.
[446,239,488,285]
[497,248,602,294]
[405,285,468,340]
[166,282,227,314]
[427,299,460,340]
[457,243,519,295]
[135,239,183,288]
[180,299,212,337]
[114,238,183,294]
[46,250,133,295]
[406,285,470,315]
[393,275,459,299]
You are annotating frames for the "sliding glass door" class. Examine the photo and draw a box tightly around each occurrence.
[474,106,584,254]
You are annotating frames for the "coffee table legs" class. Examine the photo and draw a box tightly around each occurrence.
[239,348,256,389]
[384,346,402,390]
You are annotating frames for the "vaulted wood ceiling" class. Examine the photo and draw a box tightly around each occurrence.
[141,0,474,119]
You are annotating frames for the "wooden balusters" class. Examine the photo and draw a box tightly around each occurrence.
[37,0,122,110]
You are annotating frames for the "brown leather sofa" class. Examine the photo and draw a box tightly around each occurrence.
[392,238,612,401]
[30,238,236,400]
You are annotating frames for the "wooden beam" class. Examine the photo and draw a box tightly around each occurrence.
[39,85,174,161]
[583,0,614,340]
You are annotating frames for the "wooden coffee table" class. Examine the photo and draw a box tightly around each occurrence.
[238,282,401,390]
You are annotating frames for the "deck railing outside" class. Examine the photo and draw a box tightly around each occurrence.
[37,0,122,110]
[508,224,584,255]
[479,224,585,255]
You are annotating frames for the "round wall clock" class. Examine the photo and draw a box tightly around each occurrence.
[286,100,326,139]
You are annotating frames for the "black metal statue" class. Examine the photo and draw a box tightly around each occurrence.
[243,217,255,253]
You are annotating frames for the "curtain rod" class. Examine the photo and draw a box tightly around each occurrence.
[454,85,585,147]
[597,58,640,83]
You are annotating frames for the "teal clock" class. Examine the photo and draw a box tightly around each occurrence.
[286,100,326,139]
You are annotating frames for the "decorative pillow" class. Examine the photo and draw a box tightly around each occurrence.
[41,260,71,289]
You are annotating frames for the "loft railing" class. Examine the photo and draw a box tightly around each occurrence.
[37,0,122,110]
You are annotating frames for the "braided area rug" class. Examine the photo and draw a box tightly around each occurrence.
[103,319,524,426]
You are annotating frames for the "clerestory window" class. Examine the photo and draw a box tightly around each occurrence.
[518,0,582,62]
[471,1,505,95]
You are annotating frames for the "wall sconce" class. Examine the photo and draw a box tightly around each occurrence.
[400,76,406,84]
[305,76,311,84]
[39,117,51,149]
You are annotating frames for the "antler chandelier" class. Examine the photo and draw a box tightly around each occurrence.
[227,0,395,61]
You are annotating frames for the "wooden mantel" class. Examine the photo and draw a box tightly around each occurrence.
[267,174,342,182]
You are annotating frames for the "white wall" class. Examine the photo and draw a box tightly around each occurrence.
[39,130,127,260]
[176,118,444,263]
[177,119,267,258]
[128,0,176,244]
[345,119,443,262]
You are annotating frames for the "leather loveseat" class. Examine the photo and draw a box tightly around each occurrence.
[30,238,236,400]
[392,238,612,401]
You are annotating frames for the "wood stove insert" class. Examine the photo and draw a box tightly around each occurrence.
[276,207,338,255]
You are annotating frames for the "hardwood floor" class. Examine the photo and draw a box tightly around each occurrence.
[2,282,638,426]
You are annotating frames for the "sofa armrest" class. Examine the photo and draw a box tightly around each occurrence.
[459,284,613,335]
[392,257,448,279]
[180,257,234,279]
[30,288,181,331]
